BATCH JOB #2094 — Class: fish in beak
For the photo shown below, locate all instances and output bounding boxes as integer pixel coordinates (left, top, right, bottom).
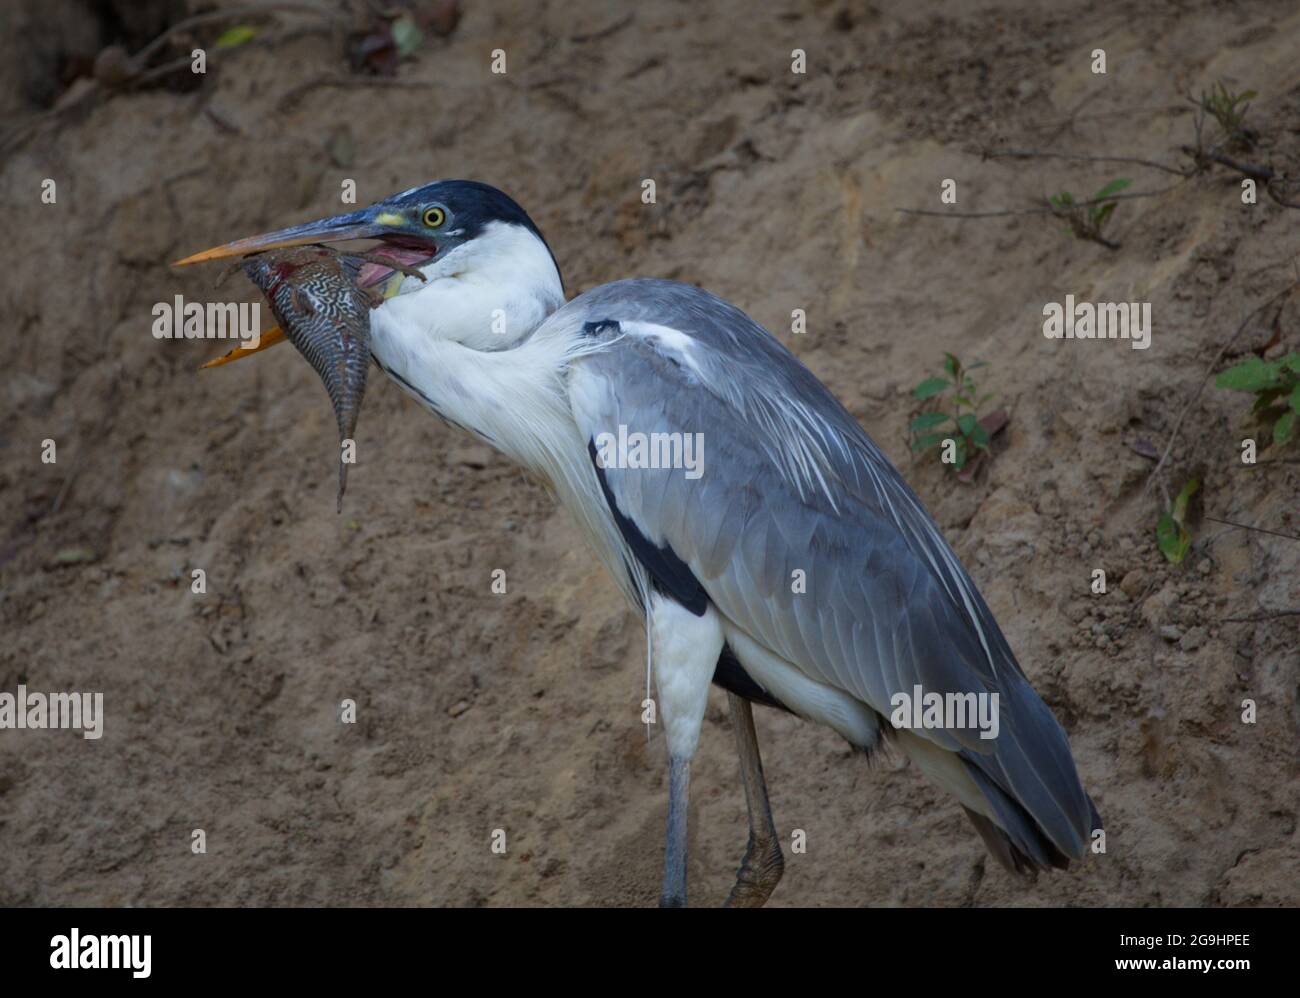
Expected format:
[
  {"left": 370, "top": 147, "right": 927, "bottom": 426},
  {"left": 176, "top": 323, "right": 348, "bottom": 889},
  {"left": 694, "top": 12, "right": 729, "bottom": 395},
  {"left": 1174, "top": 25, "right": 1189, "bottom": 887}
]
[
  {"left": 175, "top": 204, "right": 441, "bottom": 368},
  {"left": 176, "top": 200, "right": 440, "bottom": 509},
  {"left": 238, "top": 245, "right": 380, "bottom": 512}
]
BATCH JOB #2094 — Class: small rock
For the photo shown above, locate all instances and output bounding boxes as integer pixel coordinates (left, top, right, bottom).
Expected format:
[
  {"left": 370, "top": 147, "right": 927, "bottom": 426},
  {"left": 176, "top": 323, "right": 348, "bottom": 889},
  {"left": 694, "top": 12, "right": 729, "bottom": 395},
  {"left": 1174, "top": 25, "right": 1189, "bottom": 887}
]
[
  {"left": 448, "top": 700, "right": 471, "bottom": 718},
  {"left": 425, "top": 0, "right": 462, "bottom": 37},
  {"left": 1120, "top": 569, "right": 1148, "bottom": 598},
  {"left": 7, "top": 373, "right": 58, "bottom": 411},
  {"left": 93, "top": 45, "right": 136, "bottom": 88},
  {"left": 1159, "top": 624, "right": 1182, "bottom": 642},
  {"left": 1197, "top": 558, "right": 1212, "bottom": 576},
  {"left": 1179, "top": 626, "right": 1208, "bottom": 652}
]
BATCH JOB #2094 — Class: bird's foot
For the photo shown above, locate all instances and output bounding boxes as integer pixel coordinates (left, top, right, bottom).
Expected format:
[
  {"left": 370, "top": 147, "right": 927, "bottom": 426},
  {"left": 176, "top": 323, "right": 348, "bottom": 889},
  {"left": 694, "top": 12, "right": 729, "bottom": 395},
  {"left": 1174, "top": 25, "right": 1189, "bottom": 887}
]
[{"left": 722, "top": 833, "right": 784, "bottom": 907}]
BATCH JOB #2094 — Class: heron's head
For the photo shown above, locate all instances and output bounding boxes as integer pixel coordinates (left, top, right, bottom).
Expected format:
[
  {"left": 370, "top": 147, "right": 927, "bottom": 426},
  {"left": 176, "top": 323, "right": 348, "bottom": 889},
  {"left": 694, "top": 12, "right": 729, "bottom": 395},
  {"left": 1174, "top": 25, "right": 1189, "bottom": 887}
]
[{"left": 177, "top": 180, "right": 564, "bottom": 350}]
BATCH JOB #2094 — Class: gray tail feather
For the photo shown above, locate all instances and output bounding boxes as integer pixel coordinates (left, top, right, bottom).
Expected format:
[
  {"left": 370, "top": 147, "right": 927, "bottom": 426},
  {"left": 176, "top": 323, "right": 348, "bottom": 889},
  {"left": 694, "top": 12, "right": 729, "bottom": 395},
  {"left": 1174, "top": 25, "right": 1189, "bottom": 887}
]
[
  {"left": 959, "top": 678, "right": 1102, "bottom": 873},
  {"left": 961, "top": 807, "right": 1040, "bottom": 875},
  {"left": 962, "top": 793, "right": 1102, "bottom": 875}
]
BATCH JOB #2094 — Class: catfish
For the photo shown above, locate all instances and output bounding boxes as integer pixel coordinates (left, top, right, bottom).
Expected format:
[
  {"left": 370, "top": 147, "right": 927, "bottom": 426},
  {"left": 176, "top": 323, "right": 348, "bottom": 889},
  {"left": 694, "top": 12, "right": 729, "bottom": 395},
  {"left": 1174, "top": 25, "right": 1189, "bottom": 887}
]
[{"left": 240, "top": 245, "right": 424, "bottom": 512}]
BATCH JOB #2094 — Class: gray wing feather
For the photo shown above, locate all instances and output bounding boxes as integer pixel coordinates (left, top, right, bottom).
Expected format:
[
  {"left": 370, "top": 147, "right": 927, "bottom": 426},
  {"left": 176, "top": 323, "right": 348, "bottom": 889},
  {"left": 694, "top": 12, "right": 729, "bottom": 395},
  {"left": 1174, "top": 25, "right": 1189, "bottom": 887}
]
[{"left": 561, "top": 279, "right": 1095, "bottom": 859}]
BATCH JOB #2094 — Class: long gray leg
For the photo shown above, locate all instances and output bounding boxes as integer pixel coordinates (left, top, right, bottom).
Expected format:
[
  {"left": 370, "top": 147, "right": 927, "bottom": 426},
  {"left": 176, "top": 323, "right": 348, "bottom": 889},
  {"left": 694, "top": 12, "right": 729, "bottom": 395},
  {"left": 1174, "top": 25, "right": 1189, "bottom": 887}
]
[
  {"left": 723, "top": 693, "right": 784, "bottom": 907},
  {"left": 649, "top": 594, "right": 724, "bottom": 909},
  {"left": 659, "top": 756, "right": 691, "bottom": 907}
]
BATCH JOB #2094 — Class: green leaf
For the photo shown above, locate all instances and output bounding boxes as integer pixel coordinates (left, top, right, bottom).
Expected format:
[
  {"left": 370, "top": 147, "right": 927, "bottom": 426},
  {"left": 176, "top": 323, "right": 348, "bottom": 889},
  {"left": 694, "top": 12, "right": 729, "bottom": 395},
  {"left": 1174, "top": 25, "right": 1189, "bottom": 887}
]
[
  {"left": 1275, "top": 410, "right": 1296, "bottom": 445},
  {"left": 1093, "top": 177, "right": 1133, "bottom": 201},
  {"left": 1093, "top": 202, "right": 1116, "bottom": 227},
  {"left": 910, "top": 412, "right": 950, "bottom": 432},
  {"left": 1157, "top": 478, "right": 1198, "bottom": 564},
  {"left": 1280, "top": 352, "right": 1300, "bottom": 374},
  {"left": 912, "top": 432, "right": 948, "bottom": 452},
  {"left": 215, "top": 25, "right": 257, "bottom": 49},
  {"left": 956, "top": 413, "right": 978, "bottom": 437},
  {"left": 913, "top": 377, "right": 950, "bottom": 400},
  {"left": 1290, "top": 383, "right": 1300, "bottom": 415},
  {"left": 1170, "top": 478, "right": 1196, "bottom": 519},
  {"left": 1156, "top": 512, "right": 1190, "bottom": 564},
  {"left": 943, "top": 353, "right": 959, "bottom": 380},
  {"left": 950, "top": 436, "right": 967, "bottom": 470},
  {"left": 970, "top": 423, "right": 991, "bottom": 449},
  {"left": 1215, "top": 356, "right": 1280, "bottom": 392},
  {"left": 1171, "top": 478, "right": 1199, "bottom": 525}
]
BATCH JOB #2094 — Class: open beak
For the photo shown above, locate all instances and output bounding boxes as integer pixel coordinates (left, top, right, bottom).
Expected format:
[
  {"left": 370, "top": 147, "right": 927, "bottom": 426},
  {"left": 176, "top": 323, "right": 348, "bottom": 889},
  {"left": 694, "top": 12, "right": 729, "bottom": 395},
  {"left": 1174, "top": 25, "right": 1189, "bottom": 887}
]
[
  {"left": 173, "top": 206, "right": 405, "bottom": 266},
  {"left": 175, "top": 205, "right": 417, "bottom": 370}
]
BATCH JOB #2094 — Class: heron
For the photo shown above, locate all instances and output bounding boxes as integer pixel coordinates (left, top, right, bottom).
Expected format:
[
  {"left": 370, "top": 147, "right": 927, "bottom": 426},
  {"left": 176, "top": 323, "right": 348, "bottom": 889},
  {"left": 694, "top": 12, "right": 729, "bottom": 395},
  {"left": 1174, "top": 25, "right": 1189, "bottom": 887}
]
[{"left": 177, "top": 179, "right": 1101, "bottom": 906}]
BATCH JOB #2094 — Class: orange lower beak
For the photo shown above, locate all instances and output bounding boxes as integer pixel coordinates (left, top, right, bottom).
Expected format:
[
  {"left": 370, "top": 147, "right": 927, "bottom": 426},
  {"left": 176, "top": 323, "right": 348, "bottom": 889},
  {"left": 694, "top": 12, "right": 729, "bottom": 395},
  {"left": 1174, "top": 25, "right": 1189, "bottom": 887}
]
[{"left": 200, "top": 326, "right": 287, "bottom": 369}]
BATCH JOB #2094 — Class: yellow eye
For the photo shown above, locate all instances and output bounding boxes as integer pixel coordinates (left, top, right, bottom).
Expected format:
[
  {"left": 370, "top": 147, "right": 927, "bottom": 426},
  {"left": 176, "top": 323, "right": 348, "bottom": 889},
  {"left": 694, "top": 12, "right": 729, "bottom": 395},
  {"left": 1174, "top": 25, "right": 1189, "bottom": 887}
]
[{"left": 422, "top": 206, "right": 446, "bottom": 228}]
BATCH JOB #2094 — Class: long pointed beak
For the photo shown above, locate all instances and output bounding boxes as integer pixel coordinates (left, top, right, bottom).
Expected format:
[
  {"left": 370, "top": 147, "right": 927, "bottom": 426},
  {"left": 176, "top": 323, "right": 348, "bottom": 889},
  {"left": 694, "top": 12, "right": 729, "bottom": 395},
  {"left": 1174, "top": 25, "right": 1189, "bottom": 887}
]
[{"left": 173, "top": 207, "right": 406, "bottom": 266}]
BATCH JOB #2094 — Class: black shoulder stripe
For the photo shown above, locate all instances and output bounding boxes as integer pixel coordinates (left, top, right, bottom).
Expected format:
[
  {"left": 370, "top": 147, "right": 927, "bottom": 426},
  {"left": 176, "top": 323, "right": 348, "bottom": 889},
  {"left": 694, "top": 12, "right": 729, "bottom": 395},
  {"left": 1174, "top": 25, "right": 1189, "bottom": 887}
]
[
  {"left": 587, "top": 438, "right": 708, "bottom": 616},
  {"left": 582, "top": 319, "right": 621, "bottom": 338}
]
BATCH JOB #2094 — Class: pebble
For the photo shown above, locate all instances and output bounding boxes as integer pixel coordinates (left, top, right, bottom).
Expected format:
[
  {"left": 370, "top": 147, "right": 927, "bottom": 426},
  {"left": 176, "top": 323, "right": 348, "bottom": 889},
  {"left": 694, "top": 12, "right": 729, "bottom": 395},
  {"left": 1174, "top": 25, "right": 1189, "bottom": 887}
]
[
  {"left": 1159, "top": 624, "right": 1182, "bottom": 642},
  {"left": 1120, "top": 569, "right": 1148, "bottom": 597}
]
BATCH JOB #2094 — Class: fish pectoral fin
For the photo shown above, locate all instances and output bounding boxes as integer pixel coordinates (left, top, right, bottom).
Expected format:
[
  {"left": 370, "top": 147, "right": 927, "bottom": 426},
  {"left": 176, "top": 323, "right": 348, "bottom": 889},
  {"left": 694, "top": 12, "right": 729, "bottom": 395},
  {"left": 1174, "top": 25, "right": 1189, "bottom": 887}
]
[{"left": 199, "top": 326, "right": 287, "bottom": 369}]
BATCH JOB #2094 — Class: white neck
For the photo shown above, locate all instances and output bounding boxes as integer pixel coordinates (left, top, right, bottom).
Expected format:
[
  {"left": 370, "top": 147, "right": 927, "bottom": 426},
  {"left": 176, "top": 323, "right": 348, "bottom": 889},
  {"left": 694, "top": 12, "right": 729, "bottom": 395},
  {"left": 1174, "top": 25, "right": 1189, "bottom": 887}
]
[
  {"left": 380, "top": 326, "right": 581, "bottom": 471},
  {"left": 378, "top": 220, "right": 564, "bottom": 351},
  {"left": 367, "top": 219, "right": 570, "bottom": 466},
  {"left": 366, "top": 224, "right": 644, "bottom": 608},
  {"left": 372, "top": 317, "right": 645, "bottom": 611}
]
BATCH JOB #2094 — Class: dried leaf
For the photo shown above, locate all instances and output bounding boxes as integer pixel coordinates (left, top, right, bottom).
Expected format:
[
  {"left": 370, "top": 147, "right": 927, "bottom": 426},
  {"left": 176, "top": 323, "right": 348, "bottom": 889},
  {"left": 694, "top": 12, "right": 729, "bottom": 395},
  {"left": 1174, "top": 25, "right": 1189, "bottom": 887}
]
[
  {"left": 978, "top": 408, "right": 1010, "bottom": 436},
  {"left": 1127, "top": 437, "right": 1159, "bottom": 460}
]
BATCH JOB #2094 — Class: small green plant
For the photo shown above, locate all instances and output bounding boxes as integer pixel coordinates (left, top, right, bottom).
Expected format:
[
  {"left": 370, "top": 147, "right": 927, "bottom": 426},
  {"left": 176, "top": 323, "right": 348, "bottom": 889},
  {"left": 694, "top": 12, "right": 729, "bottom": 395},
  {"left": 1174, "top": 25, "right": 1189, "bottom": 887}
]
[
  {"left": 1049, "top": 178, "right": 1132, "bottom": 248},
  {"left": 1215, "top": 352, "right": 1300, "bottom": 446},
  {"left": 1156, "top": 478, "right": 1199, "bottom": 565},
  {"left": 214, "top": 25, "right": 258, "bottom": 49},
  {"left": 910, "top": 353, "right": 998, "bottom": 474},
  {"left": 1198, "top": 81, "right": 1258, "bottom": 149}
]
